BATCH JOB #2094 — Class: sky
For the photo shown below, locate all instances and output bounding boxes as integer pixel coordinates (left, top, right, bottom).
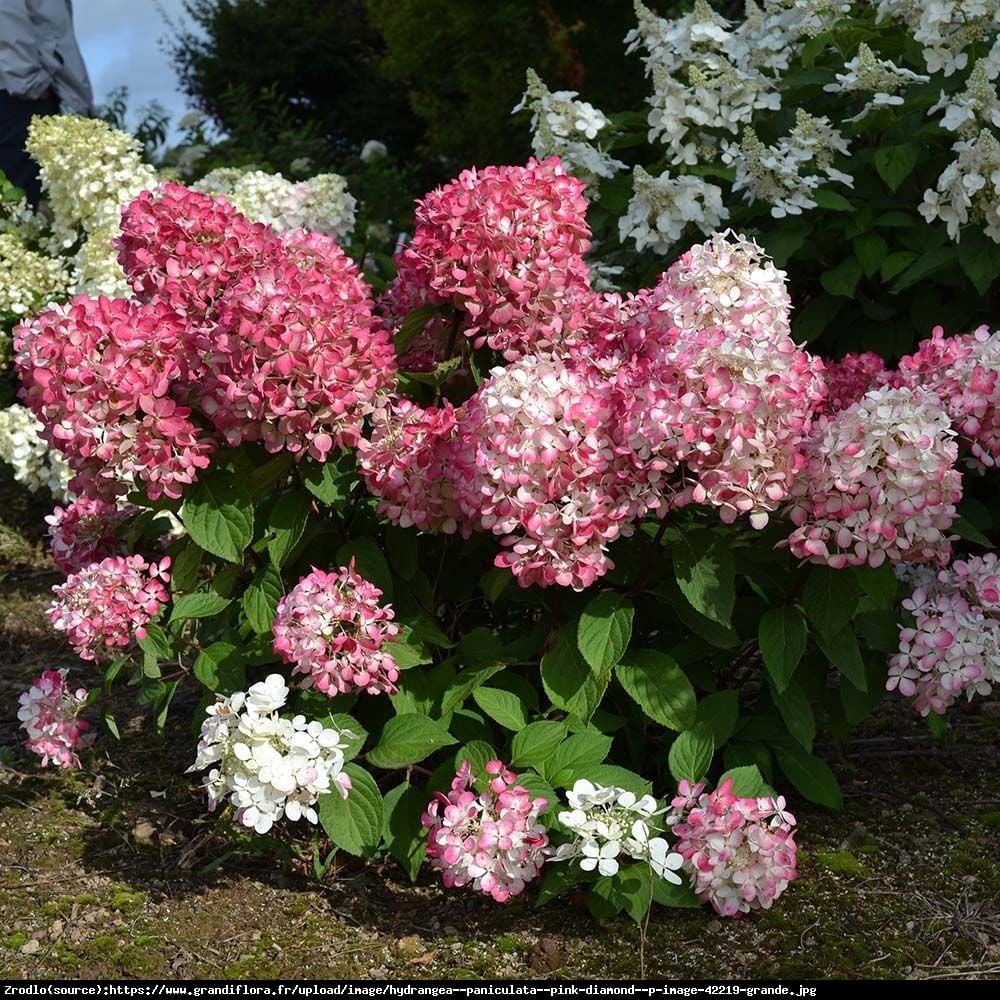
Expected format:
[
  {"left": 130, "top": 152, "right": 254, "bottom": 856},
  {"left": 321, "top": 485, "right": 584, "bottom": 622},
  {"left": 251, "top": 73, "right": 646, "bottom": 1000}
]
[{"left": 73, "top": 0, "right": 191, "bottom": 132}]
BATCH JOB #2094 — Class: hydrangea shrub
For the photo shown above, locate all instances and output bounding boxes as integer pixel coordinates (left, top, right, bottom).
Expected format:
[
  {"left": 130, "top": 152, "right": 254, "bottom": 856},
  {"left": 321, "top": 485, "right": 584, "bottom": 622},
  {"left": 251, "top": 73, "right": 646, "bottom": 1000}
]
[{"left": 10, "top": 153, "right": 1000, "bottom": 925}]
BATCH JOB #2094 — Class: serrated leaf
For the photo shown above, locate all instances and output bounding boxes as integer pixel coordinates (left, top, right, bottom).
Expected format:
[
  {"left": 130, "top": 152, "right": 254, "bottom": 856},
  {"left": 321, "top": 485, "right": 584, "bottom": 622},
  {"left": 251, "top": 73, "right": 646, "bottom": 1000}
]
[
  {"left": 853, "top": 564, "right": 897, "bottom": 609},
  {"left": 317, "top": 763, "right": 383, "bottom": 856},
  {"left": 615, "top": 649, "right": 697, "bottom": 731},
  {"left": 511, "top": 721, "right": 567, "bottom": 770},
  {"left": 853, "top": 233, "right": 888, "bottom": 278},
  {"left": 874, "top": 143, "right": 919, "bottom": 192},
  {"left": 325, "top": 713, "right": 367, "bottom": 761},
  {"left": 775, "top": 745, "right": 842, "bottom": 810},
  {"left": 541, "top": 626, "right": 611, "bottom": 721},
  {"left": 958, "top": 227, "right": 1000, "bottom": 296},
  {"left": 535, "top": 863, "right": 591, "bottom": 908},
  {"left": 300, "top": 453, "right": 354, "bottom": 506},
  {"left": 812, "top": 188, "right": 853, "bottom": 212},
  {"left": 816, "top": 626, "right": 867, "bottom": 691},
  {"left": 169, "top": 541, "right": 202, "bottom": 594},
  {"left": 576, "top": 592, "right": 634, "bottom": 672},
  {"left": 759, "top": 607, "right": 807, "bottom": 693},
  {"left": 182, "top": 476, "right": 254, "bottom": 563},
  {"left": 169, "top": 591, "right": 232, "bottom": 623},
  {"left": 772, "top": 682, "right": 815, "bottom": 751},
  {"left": 385, "top": 525, "right": 418, "bottom": 580},
  {"left": 891, "top": 245, "right": 957, "bottom": 292},
  {"left": 395, "top": 303, "right": 445, "bottom": 355},
  {"left": 336, "top": 538, "right": 393, "bottom": 600},
  {"left": 880, "top": 250, "right": 918, "bottom": 282},
  {"left": 673, "top": 530, "right": 735, "bottom": 626},
  {"left": 543, "top": 731, "right": 614, "bottom": 787},
  {"left": 716, "top": 764, "right": 767, "bottom": 797},
  {"left": 471, "top": 687, "right": 529, "bottom": 731},
  {"left": 440, "top": 661, "right": 507, "bottom": 715},
  {"left": 242, "top": 564, "right": 283, "bottom": 634},
  {"left": 192, "top": 641, "right": 245, "bottom": 693},
  {"left": 821, "top": 256, "right": 862, "bottom": 298},
  {"left": 803, "top": 566, "right": 859, "bottom": 637},
  {"left": 953, "top": 515, "right": 994, "bottom": 547},
  {"left": 454, "top": 741, "right": 495, "bottom": 786},
  {"left": 793, "top": 294, "right": 842, "bottom": 342},
  {"left": 668, "top": 725, "right": 715, "bottom": 783},
  {"left": 696, "top": 690, "right": 739, "bottom": 745},
  {"left": 382, "top": 783, "right": 428, "bottom": 882},
  {"left": 366, "top": 714, "right": 457, "bottom": 769},
  {"left": 652, "top": 875, "right": 701, "bottom": 909},
  {"left": 267, "top": 491, "right": 311, "bottom": 567},
  {"left": 137, "top": 623, "right": 172, "bottom": 660}
]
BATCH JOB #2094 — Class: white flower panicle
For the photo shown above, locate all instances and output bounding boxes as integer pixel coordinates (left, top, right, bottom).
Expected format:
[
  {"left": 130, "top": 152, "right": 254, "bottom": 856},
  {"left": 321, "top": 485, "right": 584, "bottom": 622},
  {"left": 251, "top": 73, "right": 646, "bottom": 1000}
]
[
  {"left": 929, "top": 58, "right": 1000, "bottom": 135},
  {"left": 824, "top": 42, "right": 930, "bottom": 120},
  {"left": 189, "top": 674, "right": 353, "bottom": 834},
  {"left": 920, "top": 128, "right": 1000, "bottom": 241},
  {"left": 553, "top": 779, "right": 684, "bottom": 884},
  {"left": 0, "top": 233, "right": 72, "bottom": 320},
  {"left": 0, "top": 404, "right": 71, "bottom": 498}
]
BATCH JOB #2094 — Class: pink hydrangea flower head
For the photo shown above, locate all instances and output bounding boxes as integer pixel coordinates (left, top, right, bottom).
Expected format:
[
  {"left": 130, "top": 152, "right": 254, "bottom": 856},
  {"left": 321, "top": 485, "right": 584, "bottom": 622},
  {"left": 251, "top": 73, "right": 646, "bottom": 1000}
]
[
  {"left": 888, "top": 554, "right": 1000, "bottom": 715},
  {"left": 45, "top": 497, "right": 136, "bottom": 574},
  {"left": 117, "top": 182, "right": 276, "bottom": 311},
  {"left": 667, "top": 779, "right": 798, "bottom": 917},
  {"left": 379, "top": 260, "right": 458, "bottom": 373},
  {"left": 17, "top": 669, "right": 94, "bottom": 768},
  {"left": 48, "top": 554, "right": 171, "bottom": 661},
  {"left": 785, "top": 387, "right": 963, "bottom": 568},
  {"left": 14, "top": 295, "right": 215, "bottom": 500},
  {"left": 820, "top": 352, "right": 890, "bottom": 415},
  {"left": 272, "top": 561, "right": 401, "bottom": 697},
  {"left": 452, "top": 353, "right": 659, "bottom": 590},
  {"left": 399, "top": 157, "right": 593, "bottom": 360},
  {"left": 195, "top": 229, "right": 397, "bottom": 460},
  {"left": 358, "top": 395, "right": 469, "bottom": 535},
  {"left": 896, "top": 325, "right": 1000, "bottom": 468},
  {"left": 421, "top": 759, "right": 549, "bottom": 902}
]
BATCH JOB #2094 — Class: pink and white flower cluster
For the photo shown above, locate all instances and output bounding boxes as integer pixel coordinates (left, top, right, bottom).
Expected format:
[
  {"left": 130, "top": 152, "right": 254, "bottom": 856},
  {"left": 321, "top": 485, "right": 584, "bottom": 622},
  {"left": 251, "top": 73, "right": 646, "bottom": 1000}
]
[
  {"left": 421, "top": 759, "right": 550, "bottom": 902},
  {"left": 17, "top": 669, "right": 93, "bottom": 769},
  {"left": 45, "top": 497, "right": 135, "bottom": 575},
  {"left": 667, "top": 778, "right": 799, "bottom": 917},
  {"left": 48, "top": 554, "right": 171, "bottom": 661},
  {"left": 14, "top": 183, "right": 395, "bottom": 499},
  {"left": 189, "top": 673, "right": 353, "bottom": 834},
  {"left": 888, "top": 553, "right": 1000, "bottom": 715},
  {"left": 272, "top": 562, "right": 401, "bottom": 698}
]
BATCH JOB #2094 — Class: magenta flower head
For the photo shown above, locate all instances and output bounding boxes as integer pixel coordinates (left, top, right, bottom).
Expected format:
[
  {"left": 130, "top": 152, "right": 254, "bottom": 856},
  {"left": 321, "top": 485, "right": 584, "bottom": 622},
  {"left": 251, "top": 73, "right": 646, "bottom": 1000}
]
[
  {"left": 422, "top": 759, "right": 550, "bottom": 903},
  {"left": 48, "top": 554, "right": 171, "bottom": 661},
  {"left": 667, "top": 779, "right": 798, "bottom": 917},
  {"left": 272, "top": 561, "right": 401, "bottom": 697},
  {"left": 18, "top": 669, "right": 94, "bottom": 768},
  {"left": 45, "top": 497, "right": 136, "bottom": 575}
]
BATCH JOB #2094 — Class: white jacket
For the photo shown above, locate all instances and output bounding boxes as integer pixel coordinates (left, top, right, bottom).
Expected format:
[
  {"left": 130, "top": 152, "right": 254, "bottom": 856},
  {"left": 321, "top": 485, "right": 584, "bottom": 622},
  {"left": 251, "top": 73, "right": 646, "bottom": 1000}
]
[{"left": 0, "top": 0, "right": 93, "bottom": 113}]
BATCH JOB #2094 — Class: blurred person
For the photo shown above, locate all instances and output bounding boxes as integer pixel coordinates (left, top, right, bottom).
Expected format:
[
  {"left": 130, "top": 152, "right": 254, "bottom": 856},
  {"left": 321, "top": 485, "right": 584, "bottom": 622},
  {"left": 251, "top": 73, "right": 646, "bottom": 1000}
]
[{"left": 0, "top": 0, "right": 93, "bottom": 205}]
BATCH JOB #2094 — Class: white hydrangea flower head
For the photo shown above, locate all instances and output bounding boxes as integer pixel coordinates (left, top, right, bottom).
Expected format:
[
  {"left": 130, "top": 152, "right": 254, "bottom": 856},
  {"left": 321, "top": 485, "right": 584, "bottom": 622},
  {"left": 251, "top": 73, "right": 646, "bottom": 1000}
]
[
  {"left": 189, "top": 673, "right": 353, "bottom": 834},
  {"left": 0, "top": 233, "right": 72, "bottom": 320},
  {"left": 823, "top": 42, "right": 930, "bottom": 120},
  {"left": 920, "top": 128, "right": 1000, "bottom": 241},
  {"left": 929, "top": 58, "right": 1000, "bottom": 136},
  {"left": 360, "top": 140, "right": 388, "bottom": 163},
  {"left": 619, "top": 165, "right": 728, "bottom": 253},
  {"left": 72, "top": 225, "right": 132, "bottom": 298},
  {"left": 0, "top": 404, "right": 71, "bottom": 498}
]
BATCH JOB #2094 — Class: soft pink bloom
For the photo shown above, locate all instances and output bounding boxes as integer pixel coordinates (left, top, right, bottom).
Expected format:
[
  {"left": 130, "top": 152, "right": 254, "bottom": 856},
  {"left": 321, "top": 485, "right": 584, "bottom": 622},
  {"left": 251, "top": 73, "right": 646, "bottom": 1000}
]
[
  {"left": 667, "top": 779, "right": 798, "bottom": 918},
  {"left": 819, "top": 352, "right": 889, "bottom": 415},
  {"left": 272, "top": 562, "right": 401, "bottom": 697},
  {"left": 895, "top": 325, "right": 1000, "bottom": 468},
  {"left": 888, "top": 554, "right": 1000, "bottom": 715},
  {"left": 399, "top": 157, "right": 593, "bottom": 360},
  {"left": 195, "top": 229, "right": 396, "bottom": 459},
  {"left": 785, "top": 387, "right": 962, "bottom": 568},
  {"left": 48, "top": 554, "right": 171, "bottom": 661},
  {"left": 45, "top": 497, "right": 136, "bottom": 574},
  {"left": 422, "top": 759, "right": 549, "bottom": 903},
  {"left": 358, "top": 396, "right": 468, "bottom": 535},
  {"left": 14, "top": 295, "right": 215, "bottom": 500},
  {"left": 17, "top": 669, "right": 93, "bottom": 768}
]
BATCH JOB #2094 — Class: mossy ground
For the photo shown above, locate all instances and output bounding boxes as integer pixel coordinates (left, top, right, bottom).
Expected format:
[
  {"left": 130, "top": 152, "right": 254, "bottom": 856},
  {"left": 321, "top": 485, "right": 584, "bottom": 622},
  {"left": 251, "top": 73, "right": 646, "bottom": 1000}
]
[{"left": 2, "top": 477, "right": 999, "bottom": 980}]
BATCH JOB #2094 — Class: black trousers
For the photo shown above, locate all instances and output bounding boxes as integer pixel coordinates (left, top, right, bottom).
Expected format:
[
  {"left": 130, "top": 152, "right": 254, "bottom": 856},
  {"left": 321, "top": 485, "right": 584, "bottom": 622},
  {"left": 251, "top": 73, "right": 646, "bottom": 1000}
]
[{"left": 0, "top": 89, "right": 60, "bottom": 207}]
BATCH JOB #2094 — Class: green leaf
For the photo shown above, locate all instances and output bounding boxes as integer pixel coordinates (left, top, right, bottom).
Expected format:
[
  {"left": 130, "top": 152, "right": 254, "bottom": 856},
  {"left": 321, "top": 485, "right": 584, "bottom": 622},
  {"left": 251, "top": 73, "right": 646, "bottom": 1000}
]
[
  {"left": 317, "top": 763, "right": 383, "bottom": 856},
  {"left": 154, "top": 681, "right": 179, "bottom": 732},
  {"left": 652, "top": 875, "right": 701, "bottom": 909},
  {"left": 541, "top": 626, "right": 611, "bottom": 721},
  {"left": 880, "top": 250, "right": 918, "bottom": 282},
  {"left": 169, "top": 541, "right": 202, "bottom": 594},
  {"left": 382, "top": 638, "right": 433, "bottom": 670},
  {"left": 326, "top": 713, "right": 367, "bottom": 761},
  {"left": 853, "top": 233, "right": 888, "bottom": 278},
  {"left": 511, "top": 721, "right": 568, "bottom": 770},
  {"left": 385, "top": 525, "right": 418, "bottom": 580},
  {"left": 471, "top": 687, "right": 529, "bottom": 731},
  {"left": 336, "top": 538, "right": 393, "bottom": 600},
  {"left": 300, "top": 455, "right": 353, "bottom": 506},
  {"left": 182, "top": 475, "right": 254, "bottom": 563},
  {"left": 958, "top": 227, "right": 1000, "bottom": 295},
  {"left": 535, "top": 864, "right": 591, "bottom": 908},
  {"left": 192, "top": 641, "right": 245, "bottom": 693},
  {"left": 815, "top": 625, "right": 865, "bottom": 690},
  {"left": 775, "top": 745, "right": 843, "bottom": 810},
  {"left": 267, "top": 491, "right": 312, "bottom": 567},
  {"left": 812, "top": 188, "right": 854, "bottom": 212},
  {"left": 874, "top": 143, "right": 919, "bottom": 192},
  {"left": 137, "top": 623, "right": 172, "bottom": 660},
  {"left": 803, "top": 566, "right": 859, "bottom": 637},
  {"left": 366, "top": 714, "right": 457, "bottom": 769},
  {"left": 542, "top": 731, "right": 614, "bottom": 788},
  {"left": 696, "top": 690, "right": 739, "bottom": 746},
  {"left": 615, "top": 649, "right": 697, "bottom": 731},
  {"left": 168, "top": 591, "right": 232, "bottom": 624},
  {"left": 668, "top": 725, "right": 715, "bottom": 784},
  {"left": 440, "top": 661, "right": 507, "bottom": 715},
  {"left": 576, "top": 592, "right": 634, "bottom": 672},
  {"left": 242, "top": 564, "right": 284, "bottom": 634},
  {"left": 583, "top": 765, "right": 652, "bottom": 799},
  {"left": 792, "top": 294, "right": 842, "bottom": 342},
  {"left": 854, "top": 564, "right": 897, "bottom": 609},
  {"left": 856, "top": 609, "right": 901, "bottom": 653},
  {"left": 772, "top": 682, "right": 815, "bottom": 751},
  {"left": 759, "top": 607, "right": 808, "bottom": 693},
  {"left": 953, "top": 515, "right": 994, "bottom": 548},
  {"left": 673, "top": 529, "right": 735, "bottom": 626},
  {"left": 395, "top": 303, "right": 445, "bottom": 355},
  {"left": 614, "top": 865, "right": 655, "bottom": 924},
  {"left": 716, "top": 764, "right": 767, "bottom": 797},
  {"left": 820, "top": 257, "right": 862, "bottom": 298},
  {"left": 382, "top": 783, "right": 428, "bottom": 882},
  {"left": 891, "top": 245, "right": 957, "bottom": 293}
]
